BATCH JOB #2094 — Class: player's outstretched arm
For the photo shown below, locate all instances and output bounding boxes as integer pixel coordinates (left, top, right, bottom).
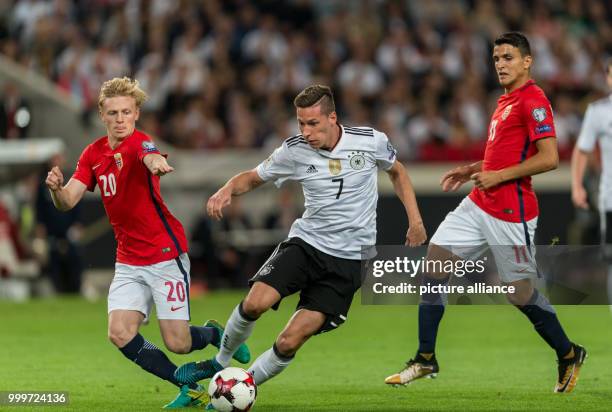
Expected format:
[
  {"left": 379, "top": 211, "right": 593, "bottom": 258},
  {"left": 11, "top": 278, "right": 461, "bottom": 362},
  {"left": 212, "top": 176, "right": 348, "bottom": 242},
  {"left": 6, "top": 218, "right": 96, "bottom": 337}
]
[
  {"left": 46, "top": 166, "right": 87, "bottom": 211},
  {"left": 440, "top": 161, "right": 482, "bottom": 192},
  {"left": 207, "top": 169, "right": 265, "bottom": 220},
  {"left": 385, "top": 161, "right": 427, "bottom": 247},
  {"left": 570, "top": 145, "right": 590, "bottom": 210},
  {"left": 471, "top": 137, "right": 558, "bottom": 190},
  {"left": 143, "top": 153, "right": 174, "bottom": 176}
]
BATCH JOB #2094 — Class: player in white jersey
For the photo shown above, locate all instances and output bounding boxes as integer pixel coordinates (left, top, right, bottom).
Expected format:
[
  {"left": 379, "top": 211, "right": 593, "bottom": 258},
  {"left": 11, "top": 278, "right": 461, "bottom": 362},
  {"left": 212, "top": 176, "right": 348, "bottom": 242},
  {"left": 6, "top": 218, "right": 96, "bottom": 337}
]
[
  {"left": 571, "top": 59, "right": 612, "bottom": 305},
  {"left": 174, "top": 84, "right": 427, "bottom": 388}
]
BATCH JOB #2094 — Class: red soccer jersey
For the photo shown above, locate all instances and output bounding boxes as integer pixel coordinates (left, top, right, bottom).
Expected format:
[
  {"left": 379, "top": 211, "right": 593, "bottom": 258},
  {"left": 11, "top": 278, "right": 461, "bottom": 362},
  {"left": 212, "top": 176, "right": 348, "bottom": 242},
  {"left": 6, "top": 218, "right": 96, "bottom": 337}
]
[
  {"left": 72, "top": 129, "right": 188, "bottom": 265},
  {"left": 469, "top": 80, "right": 556, "bottom": 223}
]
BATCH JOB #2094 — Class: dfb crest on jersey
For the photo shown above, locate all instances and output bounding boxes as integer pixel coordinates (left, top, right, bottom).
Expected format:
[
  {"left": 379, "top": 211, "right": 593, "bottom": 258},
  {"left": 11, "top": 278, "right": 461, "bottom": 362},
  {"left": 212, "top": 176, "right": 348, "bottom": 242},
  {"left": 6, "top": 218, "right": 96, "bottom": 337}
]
[
  {"left": 142, "top": 140, "right": 158, "bottom": 153},
  {"left": 348, "top": 152, "right": 365, "bottom": 170},
  {"left": 328, "top": 159, "right": 342, "bottom": 175},
  {"left": 501, "top": 104, "right": 513, "bottom": 120},
  {"left": 114, "top": 153, "right": 123, "bottom": 170},
  {"left": 532, "top": 107, "right": 547, "bottom": 123}
]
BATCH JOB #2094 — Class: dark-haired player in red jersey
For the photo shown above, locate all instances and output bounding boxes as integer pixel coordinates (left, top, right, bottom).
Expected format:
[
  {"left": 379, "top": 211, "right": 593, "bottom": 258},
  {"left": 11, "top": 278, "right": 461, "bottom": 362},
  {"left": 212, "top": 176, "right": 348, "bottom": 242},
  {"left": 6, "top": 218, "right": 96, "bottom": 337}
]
[
  {"left": 45, "top": 77, "right": 249, "bottom": 409},
  {"left": 385, "top": 32, "right": 586, "bottom": 393}
]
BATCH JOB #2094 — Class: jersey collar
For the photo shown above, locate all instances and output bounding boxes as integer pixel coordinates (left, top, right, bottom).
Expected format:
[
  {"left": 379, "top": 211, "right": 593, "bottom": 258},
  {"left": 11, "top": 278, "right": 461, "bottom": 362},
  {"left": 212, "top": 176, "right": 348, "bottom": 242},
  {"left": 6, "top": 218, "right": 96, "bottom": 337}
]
[
  {"left": 317, "top": 124, "right": 343, "bottom": 156},
  {"left": 104, "top": 129, "right": 136, "bottom": 154},
  {"left": 506, "top": 79, "right": 535, "bottom": 96}
]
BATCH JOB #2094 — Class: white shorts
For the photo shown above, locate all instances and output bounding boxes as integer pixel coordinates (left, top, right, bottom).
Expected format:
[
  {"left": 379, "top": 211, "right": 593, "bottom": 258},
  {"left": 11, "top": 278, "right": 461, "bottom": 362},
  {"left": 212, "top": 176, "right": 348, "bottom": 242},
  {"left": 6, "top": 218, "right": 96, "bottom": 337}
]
[
  {"left": 430, "top": 197, "right": 538, "bottom": 283},
  {"left": 108, "top": 254, "right": 191, "bottom": 322}
]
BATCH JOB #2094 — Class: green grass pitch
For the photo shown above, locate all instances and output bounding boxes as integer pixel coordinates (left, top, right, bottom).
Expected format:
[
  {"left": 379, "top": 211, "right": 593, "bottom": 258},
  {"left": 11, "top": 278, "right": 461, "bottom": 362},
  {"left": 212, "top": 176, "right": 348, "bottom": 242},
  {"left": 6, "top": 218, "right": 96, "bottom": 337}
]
[{"left": 1, "top": 292, "right": 611, "bottom": 411}]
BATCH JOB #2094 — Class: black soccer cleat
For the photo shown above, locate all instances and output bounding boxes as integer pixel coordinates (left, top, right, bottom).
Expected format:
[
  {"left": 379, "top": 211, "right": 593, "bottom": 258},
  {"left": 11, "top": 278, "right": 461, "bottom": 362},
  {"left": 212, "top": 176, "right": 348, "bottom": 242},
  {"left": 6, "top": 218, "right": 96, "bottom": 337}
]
[{"left": 554, "top": 343, "right": 587, "bottom": 393}]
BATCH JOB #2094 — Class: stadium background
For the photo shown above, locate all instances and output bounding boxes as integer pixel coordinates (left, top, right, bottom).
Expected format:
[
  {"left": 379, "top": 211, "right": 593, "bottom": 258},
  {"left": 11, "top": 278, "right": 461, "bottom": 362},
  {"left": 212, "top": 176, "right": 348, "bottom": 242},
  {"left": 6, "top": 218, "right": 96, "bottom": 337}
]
[{"left": 1, "top": 1, "right": 611, "bottom": 411}]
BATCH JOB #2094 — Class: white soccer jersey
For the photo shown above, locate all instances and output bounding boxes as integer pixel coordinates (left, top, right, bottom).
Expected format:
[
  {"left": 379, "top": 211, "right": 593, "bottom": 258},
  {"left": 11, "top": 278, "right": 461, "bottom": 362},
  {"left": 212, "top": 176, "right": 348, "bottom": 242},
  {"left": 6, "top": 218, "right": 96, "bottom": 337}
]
[
  {"left": 256, "top": 125, "right": 397, "bottom": 260},
  {"left": 577, "top": 95, "right": 612, "bottom": 210}
]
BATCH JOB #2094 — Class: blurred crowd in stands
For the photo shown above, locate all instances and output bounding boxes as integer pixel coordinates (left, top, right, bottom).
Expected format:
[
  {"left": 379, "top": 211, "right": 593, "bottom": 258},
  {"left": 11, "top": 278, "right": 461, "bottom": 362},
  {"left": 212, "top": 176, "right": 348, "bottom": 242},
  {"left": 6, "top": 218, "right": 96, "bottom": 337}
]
[{"left": 1, "top": 0, "right": 611, "bottom": 160}]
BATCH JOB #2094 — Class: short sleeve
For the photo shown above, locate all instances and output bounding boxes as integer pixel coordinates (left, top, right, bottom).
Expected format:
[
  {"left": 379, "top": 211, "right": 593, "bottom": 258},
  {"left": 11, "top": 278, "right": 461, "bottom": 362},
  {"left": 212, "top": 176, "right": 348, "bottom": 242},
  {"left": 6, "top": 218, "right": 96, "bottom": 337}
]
[
  {"left": 523, "top": 96, "right": 556, "bottom": 143},
  {"left": 134, "top": 133, "right": 162, "bottom": 161},
  {"left": 576, "top": 105, "right": 599, "bottom": 153},
  {"left": 72, "top": 146, "right": 96, "bottom": 192},
  {"left": 256, "top": 143, "right": 295, "bottom": 187},
  {"left": 374, "top": 131, "right": 397, "bottom": 170}
]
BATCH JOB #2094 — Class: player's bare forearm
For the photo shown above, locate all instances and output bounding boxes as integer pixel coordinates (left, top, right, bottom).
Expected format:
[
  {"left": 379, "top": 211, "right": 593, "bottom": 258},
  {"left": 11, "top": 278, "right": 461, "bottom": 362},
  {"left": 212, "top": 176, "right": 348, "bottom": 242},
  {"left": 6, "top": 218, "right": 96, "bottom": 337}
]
[
  {"left": 570, "top": 146, "right": 589, "bottom": 191},
  {"left": 387, "top": 163, "right": 422, "bottom": 223},
  {"left": 498, "top": 138, "right": 558, "bottom": 182},
  {"left": 49, "top": 188, "right": 72, "bottom": 211},
  {"left": 468, "top": 161, "right": 483, "bottom": 174},
  {"left": 570, "top": 146, "right": 591, "bottom": 209},
  {"left": 225, "top": 169, "right": 265, "bottom": 197},
  {"left": 472, "top": 138, "right": 557, "bottom": 190},
  {"left": 143, "top": 153, "right": 174, "bottom": 176},
  {"left": 207, "top": 169, "right": 264, "bottom": 220},
  {"left": 386, "top": 161, "right": 426, "bottom": 242},
  {"left": 48, "top": 179, "right": 87, "bottom": 211}
]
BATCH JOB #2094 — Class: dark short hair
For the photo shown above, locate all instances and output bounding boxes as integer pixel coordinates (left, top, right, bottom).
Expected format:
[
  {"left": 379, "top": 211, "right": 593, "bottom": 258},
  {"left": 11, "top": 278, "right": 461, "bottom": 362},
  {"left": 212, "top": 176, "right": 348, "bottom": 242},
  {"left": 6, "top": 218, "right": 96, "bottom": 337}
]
[
  {"left": 293, "top": 85, "right": 336, "bottom": 115},
  {"left": 494, "top": 32, "right": 531, "bottom": 57}
]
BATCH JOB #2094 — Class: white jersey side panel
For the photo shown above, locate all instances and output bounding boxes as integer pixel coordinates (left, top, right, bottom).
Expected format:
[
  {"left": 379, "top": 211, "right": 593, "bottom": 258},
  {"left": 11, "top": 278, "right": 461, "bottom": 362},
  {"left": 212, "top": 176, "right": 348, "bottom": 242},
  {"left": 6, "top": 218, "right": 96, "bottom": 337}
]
[
  {"left": 576, "top": 95, "right": 612, "bottom": 210},
  {"left": 256, "top": 125, "right": 397, "bottom": 259}
]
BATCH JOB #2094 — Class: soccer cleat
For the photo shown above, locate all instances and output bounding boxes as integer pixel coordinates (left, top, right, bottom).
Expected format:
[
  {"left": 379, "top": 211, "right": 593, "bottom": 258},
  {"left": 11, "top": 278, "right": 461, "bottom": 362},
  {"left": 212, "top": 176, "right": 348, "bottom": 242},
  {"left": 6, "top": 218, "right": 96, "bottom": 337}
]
[
  {"left": 384, "top": 354, "right": 439, "bottom": 386},
  {"left": 163, "top": 384, "right": 208, "bottom": 409},
  {"left": 204, "top": 319, "right": 251, "bottom": 364},
  {"left": 554, "top": 343, "right": 587, "bottom": 393},
  {"left": 174, "top": 358, "right": 224, "bottom": 385}
]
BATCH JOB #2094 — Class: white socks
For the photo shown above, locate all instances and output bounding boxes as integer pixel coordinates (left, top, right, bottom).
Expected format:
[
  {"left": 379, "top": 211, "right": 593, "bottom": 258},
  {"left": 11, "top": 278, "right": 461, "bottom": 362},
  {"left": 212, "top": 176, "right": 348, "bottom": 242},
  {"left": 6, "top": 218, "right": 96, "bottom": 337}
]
[
  {"left": 248, "top": 345, "right": 294, "bottom": 385},
  {"left": 215, "top": 303, "right": 256, "bottom": 367}
]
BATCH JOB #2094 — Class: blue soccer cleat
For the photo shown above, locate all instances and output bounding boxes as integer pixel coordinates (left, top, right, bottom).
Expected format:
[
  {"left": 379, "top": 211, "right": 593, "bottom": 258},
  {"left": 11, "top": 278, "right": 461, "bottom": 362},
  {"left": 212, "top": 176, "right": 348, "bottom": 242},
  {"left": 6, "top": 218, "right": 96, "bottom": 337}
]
[
  {"left": 174, "top": 358, "right": 224, "bottom": 385},
  {"left": 163, "top": 384, "right": 207, "bottom": 409}
]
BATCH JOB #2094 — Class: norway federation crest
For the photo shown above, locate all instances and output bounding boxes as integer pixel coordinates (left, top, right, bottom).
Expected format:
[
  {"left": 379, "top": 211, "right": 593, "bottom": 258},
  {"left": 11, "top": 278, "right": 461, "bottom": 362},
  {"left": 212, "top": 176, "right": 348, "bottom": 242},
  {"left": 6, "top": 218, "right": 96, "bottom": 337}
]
[
  {"left": 501, "top": 104, "right": 513, "bottom": 120},
  {"left": 114, "top": 153, "right": 123, "bottom": 170},
  {"left": 532, "top": 107, "right": 547, "bottom": 123}
]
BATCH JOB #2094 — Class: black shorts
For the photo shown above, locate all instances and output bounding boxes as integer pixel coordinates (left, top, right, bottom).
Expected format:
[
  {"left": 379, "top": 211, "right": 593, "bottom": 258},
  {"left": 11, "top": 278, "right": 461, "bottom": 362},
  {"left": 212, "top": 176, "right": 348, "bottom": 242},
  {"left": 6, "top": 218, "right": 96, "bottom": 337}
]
[{"left": 249, "top": 237, "right": 362, "bottom": 334}]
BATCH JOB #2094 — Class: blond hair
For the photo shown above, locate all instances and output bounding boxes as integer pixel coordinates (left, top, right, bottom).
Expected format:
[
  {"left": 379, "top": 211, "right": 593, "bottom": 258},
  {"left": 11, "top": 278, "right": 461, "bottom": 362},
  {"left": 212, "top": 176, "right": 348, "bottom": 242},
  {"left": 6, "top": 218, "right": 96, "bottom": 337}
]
[{"left": 98, "top": 77, "right": 148, "bottom": 110}]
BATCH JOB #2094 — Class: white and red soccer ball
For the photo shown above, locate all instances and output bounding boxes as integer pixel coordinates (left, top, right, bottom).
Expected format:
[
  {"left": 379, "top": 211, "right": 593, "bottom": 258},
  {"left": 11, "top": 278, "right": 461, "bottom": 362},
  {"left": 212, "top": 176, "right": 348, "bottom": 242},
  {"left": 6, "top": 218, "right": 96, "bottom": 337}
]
[{"left": 208, "top": 367, "right": 257, "bottom": 412}]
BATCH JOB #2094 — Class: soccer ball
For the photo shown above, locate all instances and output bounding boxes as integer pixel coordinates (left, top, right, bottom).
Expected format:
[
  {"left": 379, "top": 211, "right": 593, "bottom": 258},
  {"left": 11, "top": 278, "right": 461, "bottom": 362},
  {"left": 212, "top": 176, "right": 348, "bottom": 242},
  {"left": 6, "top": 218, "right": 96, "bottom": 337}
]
[{"left": 208, "top": 367, "right": 257, "bottom": 412}]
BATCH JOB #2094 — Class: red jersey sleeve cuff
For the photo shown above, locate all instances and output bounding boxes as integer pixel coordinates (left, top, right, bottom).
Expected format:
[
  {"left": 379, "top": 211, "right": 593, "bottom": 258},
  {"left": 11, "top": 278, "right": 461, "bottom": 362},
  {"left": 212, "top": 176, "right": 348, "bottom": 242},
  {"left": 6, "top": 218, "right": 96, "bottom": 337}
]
[{"left": 531, "top": 135, "right": 556, "bottom": 142}]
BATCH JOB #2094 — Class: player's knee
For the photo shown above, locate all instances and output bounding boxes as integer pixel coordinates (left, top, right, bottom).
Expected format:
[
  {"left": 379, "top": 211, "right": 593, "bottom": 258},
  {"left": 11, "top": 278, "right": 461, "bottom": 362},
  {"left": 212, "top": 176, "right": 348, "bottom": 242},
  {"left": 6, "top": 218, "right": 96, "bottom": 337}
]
[
  {"left": 506, "top": 280, "right": 533, "bottom": 306},
  {"left": 506, "top": 289, "right": 532, "bottom": 306},
  {"left": 108, "top": 327, "right": 136, "bottom": 348},
  {"left": 165, "top": 337, "right": 191, "bottom": 354},
  {"left": 241, "top": 296, "right": 270, "bottom": 319},
  {"left": 275, "top": 332, "right": 304, "bottom": 356}
]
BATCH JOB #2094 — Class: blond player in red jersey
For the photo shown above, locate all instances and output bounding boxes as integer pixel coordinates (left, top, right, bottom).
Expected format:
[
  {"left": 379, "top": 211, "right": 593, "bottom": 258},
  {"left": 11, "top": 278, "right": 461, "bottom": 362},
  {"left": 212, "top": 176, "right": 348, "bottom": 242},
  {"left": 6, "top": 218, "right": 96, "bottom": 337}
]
[
  {"left": 45, "top": 77, "right": 249, "bottom": 408},
  {"left": 385, "top": 32, "right": 586, "bottom": 393}
]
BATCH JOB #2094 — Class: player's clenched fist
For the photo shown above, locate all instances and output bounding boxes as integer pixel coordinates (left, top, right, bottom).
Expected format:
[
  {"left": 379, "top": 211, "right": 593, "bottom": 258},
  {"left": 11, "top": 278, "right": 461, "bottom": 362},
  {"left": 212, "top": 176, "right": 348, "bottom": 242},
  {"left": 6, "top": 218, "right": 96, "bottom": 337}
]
[
  {"left": 405, "top": 222, "right": 427, "bottom": 247},
  {"left": 46, "top": 166, "right": 64, "bottom": 191},
  {"left": 206, "top": 186, "right": 232, "bottom": 220}
]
